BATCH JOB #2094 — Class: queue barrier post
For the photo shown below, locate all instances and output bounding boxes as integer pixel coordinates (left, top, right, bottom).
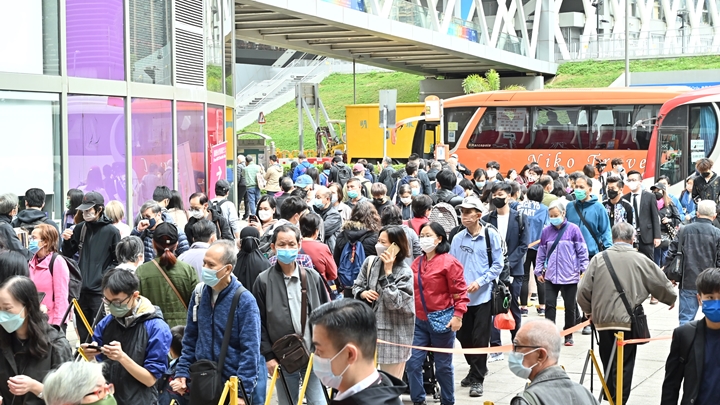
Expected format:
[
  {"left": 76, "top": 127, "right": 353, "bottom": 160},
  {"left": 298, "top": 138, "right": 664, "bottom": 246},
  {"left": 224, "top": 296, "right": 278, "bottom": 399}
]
[
  {"left": 615, "top": 332, "right": 624, "bottom": 405},
  {"left": 264, "top": 365, "right": 280, "bottom": 405},
  {"left": 298, "top": 354, "right": 315, "bottom": 404},
  {"left": 218, "top": 380, "right": 231, "bottom": 405},
  {"left": 229, "top": 376, "right": 239, "bottom": 405},
  {"left": 72, "top": 298, "right": 93, "bottom": 338}
]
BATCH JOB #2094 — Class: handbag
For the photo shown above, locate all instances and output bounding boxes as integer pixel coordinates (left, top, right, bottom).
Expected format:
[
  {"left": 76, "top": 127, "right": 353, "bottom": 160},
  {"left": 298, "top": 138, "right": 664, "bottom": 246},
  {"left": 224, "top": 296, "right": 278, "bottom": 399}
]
[
  {"left": 271, "top": 266, "right": 310, "bottom": 374},
  {"left": 600, "top": 252, "right": 651, "bottom": 344},
  {"left": 417, "top": 256, "right": 454, "bottom": 333},
  {"left": 356, "top": 257, "right": 380, "bottom": 308},
  {"left": 575, "top": 204, "right": 606, "bottom": 252},
  {"left": 189, "top": 285, "right": 246, "bottom": 405},
  {"left": 493, "top": 311, "right": 516, "bottom": 330},
  {"left": 664, "top": 228, "right": 684, "bottom": 283},
  {"left": 485, "top": 225, "right": 511, "bottom": 315},
  {"left": 151, "top": 260, "right": 188, "bottom": 310}
]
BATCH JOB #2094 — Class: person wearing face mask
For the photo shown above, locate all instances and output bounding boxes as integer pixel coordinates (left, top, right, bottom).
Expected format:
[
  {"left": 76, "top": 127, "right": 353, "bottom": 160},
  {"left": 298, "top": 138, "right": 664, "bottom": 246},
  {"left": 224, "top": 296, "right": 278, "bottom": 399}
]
[
  {"left": 650, "top": 183, "right": 681, "bottom": 269},
  {"left": 300, "top": 213, "right": 338, "bottom": 284},
  {"left": 508, "top": 319, "right": 598, "bottom": 405},
  {"left": 313, "top": 186, "right": 342, "bottom": 252},
  {"left": 61, "top": 192, "right": 121, "bottom": 343},
  {"left": 0, "top": 276, "right": 72, "bottom": 405},
  {"left": 309, "top": 299, "right": 406, "bottom": 405},
  {"left": 0, "top": 193, "right": 32, "bottom": 259},
  {"left": 351, "top": 226, "right": 414, "bottom": 380},
  {"left": 535, "top": 200, "right": 589, "bottom": 346},
  {"left": 371, "top": 183, "right": 393, "bottom": 217},
  {"left": 253, "top": 225, "right": 330, "bottom": 405},
  {"left": 172, "top": 240, "right": 265, "bottom": 405},
  {"left": 345, "top": 178, "right": 369, "bottom": 209},
  {"left": 470, "top": 168, "right": 488, "bottom": 197},
  {"left": 178, "top": 220, "right": 217, "bottom": 279},
  {"left": 132, "top": 200, "right": 190, "bottom": 263},
  {"left": 692, "top": 158, "right": 720, "bottom": 203},
  {"left": 679, "top": 176, "right": 697, "bottom": 223},
  {"left": 395, "top": 184, "right": 413, "bottom": 220},
  {"left": 64, "top": 188, "right": 84, "bottom": 231},
  {"left": 483, "top": 183, "right": 529, "bottom": 356},
  {"left": 565, "top": 175, "right": 612, "bottom": 259},
  {"left": 183, "top": 192, "right": 233, "bottom": 244},
  {"left": 80, "top": 269, "right": 172, "bottom": 405},
  {"left": 662, "top": 267, "right": 720, "bottom": 405},
  {"left": 485, "top": 161, "right": 503, "bottom": 183},
  {"left": 621, "top": 170, "right": 661, "bottom": 261},
  {"left": 43, "top": 361, "right": 117, "bottom": 405},
  {"left": 602, "top": 176, "right": 634, "bottom": 228},
  {"left": 578, "top": 222, "right": 676, "bottom": 404},
  {"left": 28, "top": 224, "right": 70, "bottom": 328},
  {"left": 329, "top": 183, "right": 352, "bottom": 222},
  {"left": 233, "top": 226, "right": 271, "bottom": 296},
  {"left": 407, "top": 222, "right": 468, "bottom": 405},
  {"left": 516, "top": 185, "right": 550, "bottom": 317}
]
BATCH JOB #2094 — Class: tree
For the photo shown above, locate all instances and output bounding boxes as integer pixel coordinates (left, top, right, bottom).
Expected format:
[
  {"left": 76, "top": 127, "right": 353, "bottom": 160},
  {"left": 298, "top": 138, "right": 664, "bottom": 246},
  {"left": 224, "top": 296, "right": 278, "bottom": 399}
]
[{"left": 462, "top": 69, "right": 526, "bottom": 93}]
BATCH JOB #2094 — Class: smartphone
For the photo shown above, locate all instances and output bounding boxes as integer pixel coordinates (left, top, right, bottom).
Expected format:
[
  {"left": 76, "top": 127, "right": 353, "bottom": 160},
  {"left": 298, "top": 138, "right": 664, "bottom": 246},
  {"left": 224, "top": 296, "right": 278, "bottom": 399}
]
[
  {"left": 386, "top": 242, "right": 400, "bottom": 258},
  {"left": 85, "top": 344, "right": 102, "bottom": 351},
  {"left": 37, "top": 292, "right": 46, "bottom": 303},
  {"left": 249, "top": 215, "right": 258, "bottom": 223}
]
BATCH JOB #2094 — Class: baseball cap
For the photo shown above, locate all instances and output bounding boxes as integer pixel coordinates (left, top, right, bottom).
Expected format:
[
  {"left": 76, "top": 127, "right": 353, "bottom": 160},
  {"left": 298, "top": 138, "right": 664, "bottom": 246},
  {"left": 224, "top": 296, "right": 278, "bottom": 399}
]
[
  {"left": 153, "top": 222, "right": 179, "bottom": 246},
  {"left": 334, "top": 150, "right": 344, "bottom": 156},
  {"left": 295, "top": 175, "right": 314, "bottom": 189},
  {"left": 215, "top": 179, "right": 230, "bottom": 195},
  {"left": 352, "top": 163, "right": 365, "bottom": 174},
  {"left": 458, "top": 196, "right": 484, "bottom": 211},
  {"left": 650, "top": 183, "right": 667, "bottom": 192},
  {"left": 77, "top": 191, "right": 105, "bottom": 211}
]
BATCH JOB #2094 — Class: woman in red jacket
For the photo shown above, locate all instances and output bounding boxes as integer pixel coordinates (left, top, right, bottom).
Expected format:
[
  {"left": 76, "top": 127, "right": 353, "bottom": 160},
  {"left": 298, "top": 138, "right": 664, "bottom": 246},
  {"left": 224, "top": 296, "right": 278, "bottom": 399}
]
[{"left": 407, "top": 222, "right": 469, "bottom": 405}]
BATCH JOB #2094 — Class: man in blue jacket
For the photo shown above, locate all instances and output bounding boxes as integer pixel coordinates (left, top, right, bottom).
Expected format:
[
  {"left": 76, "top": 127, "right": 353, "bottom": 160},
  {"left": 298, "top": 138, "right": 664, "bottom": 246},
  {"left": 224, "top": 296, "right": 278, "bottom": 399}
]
[
  {"left": 172, "top": 240, "right": 265, "bottom": 405},
  {"left": 292, "top": 153, "right": 314, "bottom": 182},
  {"left": 483, "top": 182, "right": 529, "bottom": 360}
]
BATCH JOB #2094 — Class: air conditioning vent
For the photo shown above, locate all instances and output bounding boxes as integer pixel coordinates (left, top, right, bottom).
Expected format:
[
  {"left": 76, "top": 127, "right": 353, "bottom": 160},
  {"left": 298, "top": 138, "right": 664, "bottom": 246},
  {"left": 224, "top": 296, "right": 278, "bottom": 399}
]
[
  {"left": 176, "top": 29, "right": 204, "bottom": 86},
  {"left": 176, "top": 0, "right": 203, "bottom": 28}
]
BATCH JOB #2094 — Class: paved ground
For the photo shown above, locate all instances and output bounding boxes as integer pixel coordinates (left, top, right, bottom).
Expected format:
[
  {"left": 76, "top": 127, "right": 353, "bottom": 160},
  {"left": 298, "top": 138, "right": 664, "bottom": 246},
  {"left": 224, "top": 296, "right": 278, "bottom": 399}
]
[{"left": 431, "top": 296, "right": 683, "bottom": 405}]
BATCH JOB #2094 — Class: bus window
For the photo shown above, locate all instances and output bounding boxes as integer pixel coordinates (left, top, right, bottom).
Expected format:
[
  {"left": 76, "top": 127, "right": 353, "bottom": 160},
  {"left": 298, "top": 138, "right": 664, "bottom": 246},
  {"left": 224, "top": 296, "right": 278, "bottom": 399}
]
[
  {"left": 688, "top": 104, "right": 719, "bottom": 174},
  {"left": 632, "top": 104, "right": 661, "bottom": 150},
  {"left": 531, "top": 107, "right": 586, "bottom": 149},
  {"left": 443, "top": 107, "right": 476, "bottom": 150},
  {"left": 658, "top": 105, "right": 688, "bottom": 185},
  {"left": 589, "top": 105, "right": 644, "bottom": 150},
  {"left": 466, "top": 107, "right": 530, "bottom": 149}
]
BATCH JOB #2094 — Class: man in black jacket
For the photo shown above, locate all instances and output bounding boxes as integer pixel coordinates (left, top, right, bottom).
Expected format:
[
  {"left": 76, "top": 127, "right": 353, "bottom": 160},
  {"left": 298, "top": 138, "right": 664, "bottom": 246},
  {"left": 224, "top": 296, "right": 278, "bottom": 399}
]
[
  {"left": 664, "top": 200, "right": 720, "bottom": 325},
  {"left": 0, "top": 193, "right": 31, "bottom": 259},
  {"left": 662, "top": 267, "right": 720, "bottom": 405},
  {"left": 12, "top": 188, "right": 58, "bottom": 233},
  {"left": 378, "top": 157, "right": 395, "bottom": 194},
  {"left": 431, "top": 170, "right": 463, "bottom": 207},
  {"left": 61, "top": 191, "right": 121, "bottom": 342},
  {"left": 623, "top": 170, "right": 661, "bottom": 260},
  {"left": 310, "top": 299, "right": 405, "bottom": 405},
  {"left": 184, "top": 192, "right": 233, "bottom": 243}
]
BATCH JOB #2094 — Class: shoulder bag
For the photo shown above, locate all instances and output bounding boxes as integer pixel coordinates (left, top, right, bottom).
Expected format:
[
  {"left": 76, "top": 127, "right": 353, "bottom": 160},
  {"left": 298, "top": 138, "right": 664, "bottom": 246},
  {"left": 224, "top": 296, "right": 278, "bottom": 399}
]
[
  {"left": 542, "top": 223, "right": 569, "bottom": 271},
  {"left": 189, "top": 285, "right": 246, "bottom": 405},
  {"left": 150, "top": 260, "right": 188, "bottom": 310},
  {"left": 600, "top": 252, "right": 650, "bottom": 344},
  {"left": 664, "top": 228, "right": 684, "bottom": 283},
  {"left": 486, "top": 225, "right": 511, "bottom": 315},
  {"left": 417, "top": 256, "right": 454, "bottom": 333},
  {"left": 575, "top": 204, "right": 606, "bottom": 253},
  {"left": 271, "top": 267, "right": 310, "bottom": 374},
  {"left": 357, "top": 256, "right": 380, "bottom": 308}
]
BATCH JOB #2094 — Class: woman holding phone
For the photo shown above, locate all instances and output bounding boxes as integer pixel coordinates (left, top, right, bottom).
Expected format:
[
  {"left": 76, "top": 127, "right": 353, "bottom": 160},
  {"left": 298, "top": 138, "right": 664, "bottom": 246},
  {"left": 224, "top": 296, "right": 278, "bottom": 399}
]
[{"left": 351, "top": 225, "right": 415, "bottom": 379}]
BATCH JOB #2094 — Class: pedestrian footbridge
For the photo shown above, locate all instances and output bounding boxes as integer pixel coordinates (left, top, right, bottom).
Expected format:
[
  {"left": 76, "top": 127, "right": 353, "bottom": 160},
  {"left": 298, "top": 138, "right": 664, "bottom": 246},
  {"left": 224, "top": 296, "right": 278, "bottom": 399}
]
[{"left": 234, "top": 0, "right": 558, "bottom": 76}]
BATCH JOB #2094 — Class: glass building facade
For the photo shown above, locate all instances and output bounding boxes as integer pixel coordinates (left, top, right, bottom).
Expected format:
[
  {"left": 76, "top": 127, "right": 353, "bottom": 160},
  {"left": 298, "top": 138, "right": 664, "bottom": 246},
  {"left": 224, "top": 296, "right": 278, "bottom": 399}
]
[{"left": 0, "top": 0, "right": 236, "bottom": 225}]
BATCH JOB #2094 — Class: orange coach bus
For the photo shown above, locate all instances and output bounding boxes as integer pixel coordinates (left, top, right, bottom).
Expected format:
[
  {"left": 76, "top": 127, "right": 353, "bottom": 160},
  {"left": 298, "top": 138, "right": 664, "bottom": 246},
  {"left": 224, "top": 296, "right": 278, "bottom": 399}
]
[{"left": 410, "top": 88, "right": 689, "bottom": 175}]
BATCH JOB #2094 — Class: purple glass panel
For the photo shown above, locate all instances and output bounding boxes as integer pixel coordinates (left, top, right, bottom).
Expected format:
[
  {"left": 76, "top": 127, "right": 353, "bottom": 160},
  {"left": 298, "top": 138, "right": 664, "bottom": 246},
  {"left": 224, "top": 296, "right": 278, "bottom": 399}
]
[
  {"left": 131, "top": 98, "right": 172, "bottom": 217},
  {"left": 67, "top": 95, "right": 127, "bottom": 207},
  {"left": 66, "top": 0, "right": 125, "bottom": 80},
  {"left": 177, "top": 102, "right": 206, "bottom": 201}
]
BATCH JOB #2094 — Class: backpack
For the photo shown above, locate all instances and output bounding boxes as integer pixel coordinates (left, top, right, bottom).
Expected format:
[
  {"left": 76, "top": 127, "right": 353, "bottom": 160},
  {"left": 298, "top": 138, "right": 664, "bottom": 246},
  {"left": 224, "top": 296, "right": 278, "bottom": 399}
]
[
  {"left": 336, "top": 164, "right": 352, "bottom": 187},
  {"left": 19, "top": 218, "right": 46, "bottom": 235},
  {"left": 429, "top": 202, "right": 459, "bottom": 234},
  {"left": 359, "top": 179, "right": 372, "bottom": 199},
  {"left": 48, "top": 253, "right": 83, "bottom": 304},
  {"left": 337, "top": 240, "right": 367, "bottom": 288},
  {"left": 210, "top": 199, "right": 232, "bottom": 227}
]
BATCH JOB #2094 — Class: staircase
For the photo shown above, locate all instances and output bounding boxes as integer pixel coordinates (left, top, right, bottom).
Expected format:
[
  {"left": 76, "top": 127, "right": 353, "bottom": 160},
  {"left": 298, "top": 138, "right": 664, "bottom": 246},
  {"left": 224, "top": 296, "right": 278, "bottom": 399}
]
[{"left": 235, "top": 55, "right": 330, "bottom": 130}]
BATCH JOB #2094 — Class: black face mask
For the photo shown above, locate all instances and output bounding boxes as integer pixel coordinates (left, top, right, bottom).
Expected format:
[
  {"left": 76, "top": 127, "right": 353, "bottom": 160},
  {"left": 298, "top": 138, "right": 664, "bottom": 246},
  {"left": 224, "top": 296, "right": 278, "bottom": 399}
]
[
  {"left": 654, "top": 192, "right": 664, "bottom": 200},
  {"left": 607, "top": 189, "right": 619, "bottom": 199},
  {"left": 373, "top": 198, "right": 385, "bottom": 204},
  {"left": 703, "top": 171, "right": 713, "bottom": 178},
  {"left": 492, "top": 197, "right": 507, "bottom": 208}
]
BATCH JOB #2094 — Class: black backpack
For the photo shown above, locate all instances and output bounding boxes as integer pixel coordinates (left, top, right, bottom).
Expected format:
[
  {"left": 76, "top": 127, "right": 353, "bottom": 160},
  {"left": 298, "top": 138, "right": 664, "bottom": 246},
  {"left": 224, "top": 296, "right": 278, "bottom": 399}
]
[
  {"left": 336, "top": 164, "right": 352, "bottom": 187},
  {"left": 49, "top": 253, "right": 83, "bottom": 304},
  {"left": 19, "top": 218, "right": 46, "bottom": 234}
]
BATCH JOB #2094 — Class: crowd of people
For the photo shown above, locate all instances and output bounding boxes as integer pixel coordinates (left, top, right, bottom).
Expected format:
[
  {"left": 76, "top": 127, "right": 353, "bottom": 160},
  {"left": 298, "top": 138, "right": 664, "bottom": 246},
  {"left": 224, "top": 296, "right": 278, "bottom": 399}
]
[{"left": 2, "top": 152, "right": 720, "bottom": 405}]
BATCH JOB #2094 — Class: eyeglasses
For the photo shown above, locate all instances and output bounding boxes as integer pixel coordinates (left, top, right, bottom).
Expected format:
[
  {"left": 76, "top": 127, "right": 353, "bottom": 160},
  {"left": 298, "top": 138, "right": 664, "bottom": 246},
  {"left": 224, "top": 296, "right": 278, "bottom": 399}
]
[
  {"left": 84, "top": 383, "right": 114, "bottom": 398},
  {"left": 102, "top": 295, "right": 132, "bottom": 307},
  {"left": 459, "top": 245, "right": 474, "bottom": 254},
  {"left": 512, "top": 340, "right": 541, "bottom": 353}
]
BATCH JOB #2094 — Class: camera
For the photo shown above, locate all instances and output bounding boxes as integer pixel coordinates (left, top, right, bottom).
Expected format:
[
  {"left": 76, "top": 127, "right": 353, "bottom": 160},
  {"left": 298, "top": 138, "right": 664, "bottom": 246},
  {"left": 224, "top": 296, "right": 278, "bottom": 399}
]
[{"left": 594, "top": 158, "right": 607, "bottom": 171}]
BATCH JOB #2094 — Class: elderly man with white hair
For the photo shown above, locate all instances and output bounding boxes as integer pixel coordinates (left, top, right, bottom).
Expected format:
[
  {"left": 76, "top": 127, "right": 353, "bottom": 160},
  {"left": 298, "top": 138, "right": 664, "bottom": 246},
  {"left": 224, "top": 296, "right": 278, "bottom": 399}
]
[
  {"left": 509, "top": 319, "right": 598, "bottom": 405},
  {"left": 43, "top": 362, "right": 114, "bottom": 405},
  {"left": 664, "top": 199, "right": 720, "bottom": 325}
]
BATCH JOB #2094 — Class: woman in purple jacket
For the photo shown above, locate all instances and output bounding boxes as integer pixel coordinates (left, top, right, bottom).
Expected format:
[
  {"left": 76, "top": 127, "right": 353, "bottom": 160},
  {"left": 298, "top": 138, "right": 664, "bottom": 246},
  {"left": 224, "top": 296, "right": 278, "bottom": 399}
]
[{"left": 535, "top": 200, "right": 589, "bottom": 346}]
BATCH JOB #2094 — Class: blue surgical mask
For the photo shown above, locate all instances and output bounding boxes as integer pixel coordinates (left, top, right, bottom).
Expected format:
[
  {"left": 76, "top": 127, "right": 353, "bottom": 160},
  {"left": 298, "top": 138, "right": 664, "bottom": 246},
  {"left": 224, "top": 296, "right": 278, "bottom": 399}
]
[
  {"left": 702, "top": 299, "right": 720, "bottom": 323},
  {"left": 277, "top": 249, "right": 298, "bottom": 264},
  {"left": 147, "top": 218, "right": 157, "bottom": 229},
  {"left": 28, "top": 240, "right": 39, "bottom": 254},
  {"left": 0, "top": 307, "right": 26, "bottom": 333},
  {"left": 313, "top": 199, "right": 324, "bottom": 209},
  {"left": 312, "top": 345, "right": 349, "bottom": 390},
  {"left": 202, "top": 266, "right": 225, "bottom": 287},
  {"left": 331, "top": 194, "right": 338, "bottom": 204},
  {"left": 549, "top": 217, "right": 564, "bottom": 226},
  {"left": 411, "top": 188, "right": 420, "bottom": 196},
  {"left": 508, "top": 349, "right": 539, "bottom": 380},
  {"left": 347, "top": 190, "right": 359, "bottom": 200},
  {"left": 475, "top": 181, "right": 486, "bottom": 189},
  {"left": 574, "top": 189, "right": 587, "bottom": 201}
]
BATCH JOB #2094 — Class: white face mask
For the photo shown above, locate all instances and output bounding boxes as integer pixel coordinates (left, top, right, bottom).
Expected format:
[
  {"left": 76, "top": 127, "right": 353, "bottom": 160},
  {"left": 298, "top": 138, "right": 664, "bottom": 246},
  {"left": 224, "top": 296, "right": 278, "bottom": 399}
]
[
  {"left": 626, "top": 180, "right": 641, "bottom": 191},
  {"left": 258, "top": 210, "right": 272, "bottom": 221},
  {"left": 375, "top": 244, "right": 388, "bottom": 256},
  {"left": 487, "top": 169, "right": 498, "bottom": 178},
  {"left": 190, "top": 209, "right": 204, "bottom": 219},
  {"left": 400, "top": 197, "right": 412, "bottom": 205},
  {"left": 312, "top": 345, "right": 350, "bottom": 390},
  {"left": 82, "top": 210, "right": 97, "bottom": 222},
  {"left": 419, "top": 237, "right": 437, "bottom": 253}
]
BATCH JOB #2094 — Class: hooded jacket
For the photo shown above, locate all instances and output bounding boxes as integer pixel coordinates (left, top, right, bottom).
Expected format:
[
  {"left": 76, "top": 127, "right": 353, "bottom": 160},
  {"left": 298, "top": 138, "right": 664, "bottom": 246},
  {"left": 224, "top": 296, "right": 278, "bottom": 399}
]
[
  {"left": 535, "top": 220, "right": 589, "bottom": 285},
  {"left": 510, "top": 366, "right": 598, "bottom": 405},
  {"left": 577, "top": 244, "right": 676, "bottom": 331},
  {"left": 0, "top": 323, "right": 72, "bottom": 405},
  {"left": 331, "top": 371, "right": 406, "bottom": 405},
  {"left": 12, "top": 209, "right": 58, "bottom": 231},
  {"left": 93, "top": 296, "right": 172, "bottom": 405},
  {"left": 0, "top": 214, "right": 31, "bottom": 258},
  {"left": 61, "top": 214, "right": 121, "bottom": 293},
  {"left": 333, "top": 221, "right": 379, "bottom": 266},
  {"left": 565, "top": 195, "right": 612, "bottom": 257}
]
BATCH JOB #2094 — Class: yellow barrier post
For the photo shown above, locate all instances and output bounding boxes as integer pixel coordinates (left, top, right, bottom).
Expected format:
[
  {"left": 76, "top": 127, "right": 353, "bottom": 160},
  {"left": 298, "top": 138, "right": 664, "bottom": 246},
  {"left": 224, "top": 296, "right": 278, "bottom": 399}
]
[
  {"left": 615, "top": 332, "right": 624, "bottom": 405},
  {"left": 264, "top": 366, "right": 280, "bottom": 405},
  {"left": 229, "top": 376, "right": 239, "bottom": 405},
  {"left": 169, "top": 400, "right": 177, "bottom": 405},
  {"left": 72, "top": 298, "right": 93, "bottom": 337},
  {"left": 218, "top": 380, "right": 230, "bottom": 405},
  {"left": 589, "top": 350, "right": 614, "bottom": 405},
  {"left": 77, "top": 346, "right": 90, "bottom": 362},
  {"left": 298, "top": 354, "right": 315, "bottom": 404}
]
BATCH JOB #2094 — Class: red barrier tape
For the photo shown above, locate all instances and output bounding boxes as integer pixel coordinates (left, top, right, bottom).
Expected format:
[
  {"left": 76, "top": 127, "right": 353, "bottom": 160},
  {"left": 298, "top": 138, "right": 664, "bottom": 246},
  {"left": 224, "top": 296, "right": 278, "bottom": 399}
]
[{"left": 618, "top": 335, "right": 672, "bottom": 346}]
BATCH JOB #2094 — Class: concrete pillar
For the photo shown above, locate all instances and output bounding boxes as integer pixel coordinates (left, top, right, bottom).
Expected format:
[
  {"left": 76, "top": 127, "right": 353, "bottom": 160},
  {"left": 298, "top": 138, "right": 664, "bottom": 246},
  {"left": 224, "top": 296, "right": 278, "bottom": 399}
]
[{"left": 536, "top": 0, "right": 555, "bottom": 62}]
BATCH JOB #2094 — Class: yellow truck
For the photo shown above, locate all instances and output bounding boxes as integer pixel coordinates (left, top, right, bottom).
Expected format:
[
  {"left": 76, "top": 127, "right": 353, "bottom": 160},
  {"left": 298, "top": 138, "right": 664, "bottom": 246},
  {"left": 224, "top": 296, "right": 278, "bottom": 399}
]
[{"left": 345, "top": 103, "right": 433, "bottom": 162}]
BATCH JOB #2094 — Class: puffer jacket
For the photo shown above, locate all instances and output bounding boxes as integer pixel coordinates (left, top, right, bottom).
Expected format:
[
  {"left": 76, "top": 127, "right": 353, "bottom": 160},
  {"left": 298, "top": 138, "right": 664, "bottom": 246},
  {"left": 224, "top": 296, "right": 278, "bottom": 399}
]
[
  {"left": 578, "top": 244, "right": 676, "bottom": 331},
  {"left": 664, "top": 218, "right": 720, "bottom": 290},
  {"left": 535, "top": 220, "right": 589, "bottom": 285},
  {"left": 333, "top": 221, "right": 379, "bottom": 266}
]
